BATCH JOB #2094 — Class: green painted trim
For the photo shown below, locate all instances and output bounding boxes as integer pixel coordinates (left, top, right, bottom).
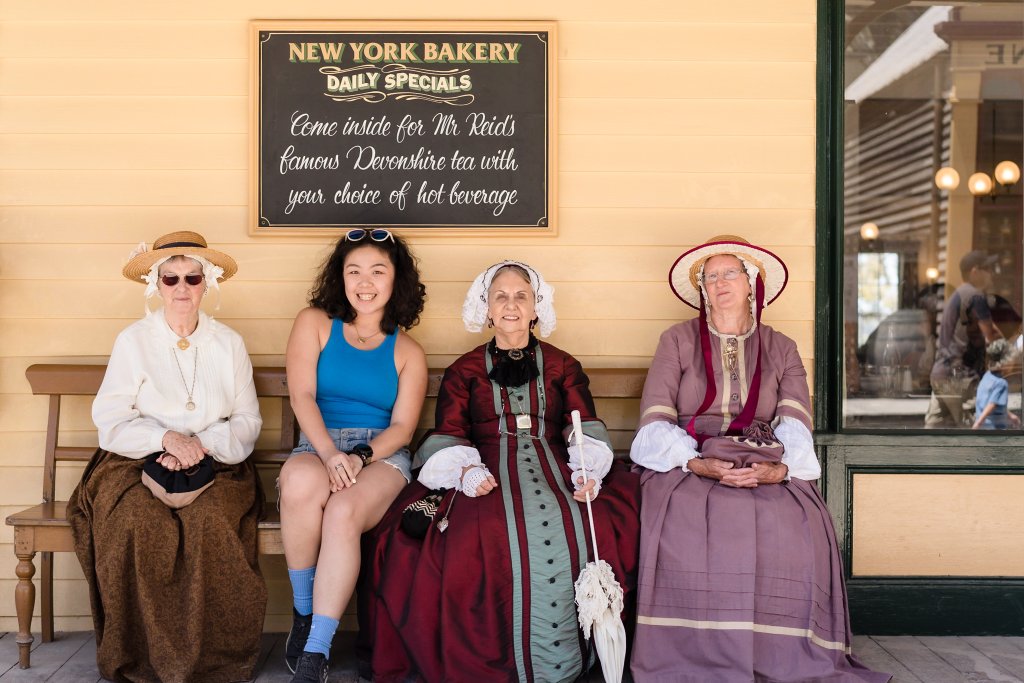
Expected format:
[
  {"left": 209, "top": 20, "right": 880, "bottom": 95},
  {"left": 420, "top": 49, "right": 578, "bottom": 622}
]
[
  {"left": 847, "top": 580, "right": 1024, "bottom": 635},
  {"left": 815, "top": 432, "right": 1024, "bottom": 447},
  {"left": 821, "top": 437, "right": 1024, "bottom": 467},
  {"left": 813, "top": 0, "right": 844, "bottom": 435}
]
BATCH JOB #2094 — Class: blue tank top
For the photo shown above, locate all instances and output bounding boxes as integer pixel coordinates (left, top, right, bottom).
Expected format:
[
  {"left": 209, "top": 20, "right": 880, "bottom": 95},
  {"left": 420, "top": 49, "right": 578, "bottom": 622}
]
[{"left": 315, "top": 319, "right": 399, "bottom": 429}]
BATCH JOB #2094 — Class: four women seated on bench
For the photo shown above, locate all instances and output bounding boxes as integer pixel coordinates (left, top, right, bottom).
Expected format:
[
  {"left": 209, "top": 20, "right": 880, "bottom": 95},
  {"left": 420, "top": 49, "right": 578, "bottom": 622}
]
[{"left": 69, "top": 230, "right": 887, "bottom": 683}]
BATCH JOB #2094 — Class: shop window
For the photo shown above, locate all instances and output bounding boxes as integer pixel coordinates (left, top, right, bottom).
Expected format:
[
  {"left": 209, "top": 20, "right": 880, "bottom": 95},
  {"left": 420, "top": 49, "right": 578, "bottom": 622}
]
[{"left": 841, "top": 3, "right": 1024, "bottom": 430}]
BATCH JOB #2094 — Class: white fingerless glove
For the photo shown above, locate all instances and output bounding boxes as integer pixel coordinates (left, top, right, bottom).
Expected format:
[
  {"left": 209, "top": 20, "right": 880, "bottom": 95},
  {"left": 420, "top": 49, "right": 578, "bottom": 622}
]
[{"left": 461, "top": 466, "right": 492, "bottom": 497}]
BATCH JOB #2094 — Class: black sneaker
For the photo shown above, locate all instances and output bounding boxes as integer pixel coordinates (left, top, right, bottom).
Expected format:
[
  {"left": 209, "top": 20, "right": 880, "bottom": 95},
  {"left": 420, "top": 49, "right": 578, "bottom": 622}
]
[
  {"left": 285, "top": 609, "right": 313, "bottom": 674},
  {"left": 289, "top": 651, "right": 328, "bottom": 683}
]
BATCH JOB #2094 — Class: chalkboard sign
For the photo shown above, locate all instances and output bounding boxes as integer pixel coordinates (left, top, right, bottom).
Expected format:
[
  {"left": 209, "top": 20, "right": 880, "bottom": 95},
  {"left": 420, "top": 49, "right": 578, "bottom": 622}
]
[{"left": 250, "top": 21, "right": 557, "bottom": 236}]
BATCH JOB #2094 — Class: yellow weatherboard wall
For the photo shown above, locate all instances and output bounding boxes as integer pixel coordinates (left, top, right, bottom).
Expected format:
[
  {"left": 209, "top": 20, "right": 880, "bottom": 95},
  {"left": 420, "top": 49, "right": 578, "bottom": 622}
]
[{"left": 0, "top": 1, "right": 816, "bottom": 631}]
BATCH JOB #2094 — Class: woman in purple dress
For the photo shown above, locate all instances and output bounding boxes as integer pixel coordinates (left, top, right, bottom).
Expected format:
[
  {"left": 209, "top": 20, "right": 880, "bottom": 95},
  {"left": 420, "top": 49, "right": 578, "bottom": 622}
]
[
  {"left": 629, "top": 236, "right": 890, "bottom": 682},
  {"left": 364, "top": 261, "right": 641, "bottom": 683}
]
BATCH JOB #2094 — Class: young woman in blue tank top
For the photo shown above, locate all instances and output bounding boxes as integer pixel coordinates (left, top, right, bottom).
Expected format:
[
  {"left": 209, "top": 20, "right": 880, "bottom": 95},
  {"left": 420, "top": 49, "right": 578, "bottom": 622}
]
[{"left": 278, "top": 229, "right": 427, "bottom": 682}]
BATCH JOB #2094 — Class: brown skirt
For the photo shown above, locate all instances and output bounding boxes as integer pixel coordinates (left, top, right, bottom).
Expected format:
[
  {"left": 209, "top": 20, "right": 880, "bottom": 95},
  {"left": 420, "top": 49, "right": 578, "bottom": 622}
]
[{"left": 67, "top": 449, "right": 267, "bottom": 683}]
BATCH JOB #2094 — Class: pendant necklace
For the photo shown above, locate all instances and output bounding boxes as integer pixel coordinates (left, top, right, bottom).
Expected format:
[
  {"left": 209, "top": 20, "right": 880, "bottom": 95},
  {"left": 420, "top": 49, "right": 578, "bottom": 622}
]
[
  {"left": 507, "top": 389, "right": 532, "bottom": 430},
  {"left": 352, "top": 323, "right": 382, "bottom": 344},
  {"left": 724, "top": 337, "right": 739, "bottom": 373},
  {"left": 172, "top": 347, "right": 198, "bottom": 411},
  {"left": 177, "top": 338, "right": 190, "bottom": 350}
]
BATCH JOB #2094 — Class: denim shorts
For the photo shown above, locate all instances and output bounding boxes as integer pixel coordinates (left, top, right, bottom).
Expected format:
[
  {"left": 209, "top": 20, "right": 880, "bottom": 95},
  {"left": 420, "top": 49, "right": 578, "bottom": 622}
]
[{"left": 290, "top": 427, "right": 412, "bottom": 483}]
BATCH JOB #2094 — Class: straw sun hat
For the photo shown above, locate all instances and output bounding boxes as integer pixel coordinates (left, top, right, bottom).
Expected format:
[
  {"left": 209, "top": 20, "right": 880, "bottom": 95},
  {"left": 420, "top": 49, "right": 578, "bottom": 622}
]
[
  {"left": 122, "top": 231, "right": 238, "bottom": 284},
  {"left": 668, "top": 234, "right": 788, "bottom": 309}
]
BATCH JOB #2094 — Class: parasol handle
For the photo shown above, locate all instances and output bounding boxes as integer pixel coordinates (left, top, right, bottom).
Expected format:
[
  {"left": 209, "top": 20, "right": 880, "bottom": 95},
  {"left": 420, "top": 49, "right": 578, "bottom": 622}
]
[{"left": 570, "top": 410, "right": 601, "bottom": 563}]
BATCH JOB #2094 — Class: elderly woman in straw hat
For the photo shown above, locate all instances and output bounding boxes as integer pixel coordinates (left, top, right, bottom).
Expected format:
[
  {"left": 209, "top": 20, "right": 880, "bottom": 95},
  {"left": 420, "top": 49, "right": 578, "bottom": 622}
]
[
  {"left": 67, "top": 230, "right": 265, "bottom": 683},
  {"left": 629, "top": 236, "right": 890, "bottom": 682},
  {"left": 363, "top": 260, "right": 640, "bottom": 683}
]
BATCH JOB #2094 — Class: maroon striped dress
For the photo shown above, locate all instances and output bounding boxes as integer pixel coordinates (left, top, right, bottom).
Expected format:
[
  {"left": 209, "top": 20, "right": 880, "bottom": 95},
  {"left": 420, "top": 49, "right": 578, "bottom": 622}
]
[{"left": 363, "top": 340, "right": 641, "bottom": 682}]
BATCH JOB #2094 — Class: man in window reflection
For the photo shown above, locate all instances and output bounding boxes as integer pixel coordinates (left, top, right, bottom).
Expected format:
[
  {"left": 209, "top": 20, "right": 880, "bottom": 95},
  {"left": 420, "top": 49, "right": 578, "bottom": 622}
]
[{"left": 925, "top": 250, "right": 1003, "bottom": 428}]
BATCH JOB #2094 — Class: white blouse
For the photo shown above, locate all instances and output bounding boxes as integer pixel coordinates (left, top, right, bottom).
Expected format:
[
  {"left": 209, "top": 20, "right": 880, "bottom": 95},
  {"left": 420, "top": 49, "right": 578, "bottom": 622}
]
[{"left": 92, "top": 311, "right": 262, "bottom": 464}]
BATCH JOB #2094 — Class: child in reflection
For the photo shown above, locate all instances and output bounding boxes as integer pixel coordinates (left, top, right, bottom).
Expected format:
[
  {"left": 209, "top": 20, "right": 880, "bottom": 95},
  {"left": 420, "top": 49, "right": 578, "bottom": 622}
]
[{"left": 972, "top": 339, "right": 1020, "bottom": 429}]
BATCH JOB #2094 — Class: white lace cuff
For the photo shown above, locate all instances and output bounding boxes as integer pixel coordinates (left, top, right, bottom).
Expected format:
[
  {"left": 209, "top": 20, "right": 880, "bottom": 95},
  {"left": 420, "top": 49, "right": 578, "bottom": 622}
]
[
  {"left": 418, "top": 445, "right": 483, "bottom": 490},
  {"left": 567, "top": 434, "right": 613, "bottom": 482},
  {"left": 630, "top": 421, "right": 699, "bottom": 472},
  {"left": 774, "top": 416, "right": 820, "bottom": 481}
]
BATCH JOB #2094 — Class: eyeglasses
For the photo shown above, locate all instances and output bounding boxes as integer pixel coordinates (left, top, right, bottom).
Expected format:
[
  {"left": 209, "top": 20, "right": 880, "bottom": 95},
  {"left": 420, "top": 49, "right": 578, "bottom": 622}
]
[
  {"left": 703, "top": 268, "right": 744, "bottom": 285},
  {"left": 160, "top": 274, "right": 204, "bottom": 287},
  {"left": 345, "top": 229, "right": 394, "bottom": 243}
]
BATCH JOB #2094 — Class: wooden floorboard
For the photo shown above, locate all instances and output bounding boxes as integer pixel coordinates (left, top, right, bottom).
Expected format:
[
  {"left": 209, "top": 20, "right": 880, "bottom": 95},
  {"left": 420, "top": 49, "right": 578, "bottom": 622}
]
[
  {"left": 961, "top": 638, "right": 1024, "bottom": 680},
  {"left": 0, "top": 634, "right": 36, "bottom": 678},
  {"left": 0, "top": 632, "right": 93, "bottom": 683},
  {"left": 2, "top": 632, "right": 1023, "bottom": 682},
  {"left": 918, "top": 636, "right": 1024, "bottom": 683},
  {"left": 45, "top": 634, "right": 100, "bottom": 683},
  {"left": 252, "top": 632, "right": 281, "bottom": 682},
  {"left": 874, "top": 635, "right": 998, "bottom": 683},
  {"left": 0, "top": 635, "right": 35, "bottom": 679},
  {"left": 852, "top": 635, "right": 923, "bottom": 683}
]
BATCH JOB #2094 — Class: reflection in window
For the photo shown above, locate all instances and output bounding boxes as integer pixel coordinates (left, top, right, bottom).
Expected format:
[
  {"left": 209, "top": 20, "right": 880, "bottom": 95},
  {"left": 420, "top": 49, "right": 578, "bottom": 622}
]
[
  {"left": 858, "top": 252, "right": 899, "bottom": 348},
  {"left": 842, "top": 3, "right": 1023, "bottom": 430}
]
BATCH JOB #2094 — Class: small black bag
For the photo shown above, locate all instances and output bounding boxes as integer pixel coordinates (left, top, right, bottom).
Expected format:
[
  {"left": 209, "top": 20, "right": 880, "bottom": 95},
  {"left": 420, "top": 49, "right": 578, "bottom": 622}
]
[
  {"left": 141, "top": 451, "right": 215, "bottom": 509},
  {"left": 400, "top": 489, "right": 454, "bottom": 539}
]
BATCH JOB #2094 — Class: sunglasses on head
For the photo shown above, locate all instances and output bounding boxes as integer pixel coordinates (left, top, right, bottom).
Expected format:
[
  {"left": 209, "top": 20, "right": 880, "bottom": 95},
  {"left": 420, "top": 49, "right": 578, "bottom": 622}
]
[
  {"left": 345, "top": 228, "right": 394, "bottom": 243},
  {"left": 160, "top": 273, "right": 205, "bottom": 287}
]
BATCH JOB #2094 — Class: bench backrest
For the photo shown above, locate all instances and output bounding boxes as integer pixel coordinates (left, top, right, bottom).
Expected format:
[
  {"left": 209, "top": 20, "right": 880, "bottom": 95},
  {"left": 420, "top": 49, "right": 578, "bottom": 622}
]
[{"left": 25, "top": 364, "right": 646, "bottom": 503}]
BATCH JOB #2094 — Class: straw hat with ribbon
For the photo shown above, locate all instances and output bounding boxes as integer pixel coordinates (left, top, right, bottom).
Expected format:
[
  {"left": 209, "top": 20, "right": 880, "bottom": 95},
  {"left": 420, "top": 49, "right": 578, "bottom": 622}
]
[
  {"left": 667, "top": 235, "right": 789, "bottom": 446},
  {"left": 123, "top": 230, "right": 237, "bottom": 284},
  {"left": 668, "top": 234, "right": 787, "bottom": 310}
]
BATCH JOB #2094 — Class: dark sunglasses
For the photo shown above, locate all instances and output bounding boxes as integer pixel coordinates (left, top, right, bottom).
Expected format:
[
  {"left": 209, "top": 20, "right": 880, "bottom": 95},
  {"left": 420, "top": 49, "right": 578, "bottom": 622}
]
[
  {"left": 345, "top": 228, "right": 394, "bottom": 243},
  {"left": 160, "top": 273, "right": 205, "bottom": 287}
]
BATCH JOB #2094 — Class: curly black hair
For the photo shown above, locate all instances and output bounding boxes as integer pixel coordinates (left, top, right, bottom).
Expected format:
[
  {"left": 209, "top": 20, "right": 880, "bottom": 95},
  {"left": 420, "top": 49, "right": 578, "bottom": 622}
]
[{"left": 308, "top": 232, "right": 426, "bottom": 333}]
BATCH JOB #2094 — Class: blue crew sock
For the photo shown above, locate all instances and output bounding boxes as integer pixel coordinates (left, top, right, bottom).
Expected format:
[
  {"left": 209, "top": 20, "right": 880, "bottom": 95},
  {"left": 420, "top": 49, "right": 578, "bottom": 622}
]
[
  {"left": 287, "top": 566, "right": 316, "bottom": 616},
  {"left": 304, "top": 614, "right": 339, "bottom": 657}
]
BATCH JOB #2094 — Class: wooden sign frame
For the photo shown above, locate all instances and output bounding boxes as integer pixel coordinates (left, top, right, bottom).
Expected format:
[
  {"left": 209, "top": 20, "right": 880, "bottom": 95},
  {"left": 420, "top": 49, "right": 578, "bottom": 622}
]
[{"left": 249, "top": 20, "right": 558, "bottom": 237}]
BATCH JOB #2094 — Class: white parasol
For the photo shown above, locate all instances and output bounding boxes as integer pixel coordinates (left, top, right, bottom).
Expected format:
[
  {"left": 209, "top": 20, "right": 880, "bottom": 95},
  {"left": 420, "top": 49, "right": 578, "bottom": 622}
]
[{"left": 570, "top": 410, "right": 626, "bottom": 683}]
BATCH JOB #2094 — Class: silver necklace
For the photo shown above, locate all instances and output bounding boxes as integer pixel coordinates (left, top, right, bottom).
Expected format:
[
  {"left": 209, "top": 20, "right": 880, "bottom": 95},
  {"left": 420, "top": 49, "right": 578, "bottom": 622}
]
[
  {"left": 507, "top": 390, "right": 532, "bottom": 430},
  {"left": 171, "top": 347, "right": 198, "bottom": 411}
]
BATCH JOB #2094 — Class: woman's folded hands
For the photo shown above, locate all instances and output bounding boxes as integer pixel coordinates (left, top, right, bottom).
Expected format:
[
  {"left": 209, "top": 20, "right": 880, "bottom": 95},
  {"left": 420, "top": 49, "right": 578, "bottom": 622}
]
[
  {"left": 159, "top": 430, "right": 208, "bottom": 469},
  {"left": 689, "top": 457, "right": 788, "bottom": 487}
]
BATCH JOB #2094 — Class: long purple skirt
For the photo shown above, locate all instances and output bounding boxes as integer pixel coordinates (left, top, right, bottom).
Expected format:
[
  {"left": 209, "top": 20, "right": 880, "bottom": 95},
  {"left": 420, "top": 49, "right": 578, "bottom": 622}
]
[{"left": 631, "top": 469, "right": 890, "bottom": 683}]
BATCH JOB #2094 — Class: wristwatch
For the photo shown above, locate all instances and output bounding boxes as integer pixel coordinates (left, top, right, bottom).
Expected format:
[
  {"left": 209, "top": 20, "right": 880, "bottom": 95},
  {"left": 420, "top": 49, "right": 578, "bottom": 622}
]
[{"left": 351, "top": 443, "right": 373, "bottom": 467}]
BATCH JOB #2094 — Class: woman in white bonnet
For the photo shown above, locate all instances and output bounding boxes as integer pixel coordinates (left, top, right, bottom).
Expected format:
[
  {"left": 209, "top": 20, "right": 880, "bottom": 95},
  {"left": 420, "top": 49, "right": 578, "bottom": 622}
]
[
  {"left": 362, "top": 260, "right": 642, "bottom": 683},
  {"left": 67, "top": 230, "right": 265, "bottom": 683}
]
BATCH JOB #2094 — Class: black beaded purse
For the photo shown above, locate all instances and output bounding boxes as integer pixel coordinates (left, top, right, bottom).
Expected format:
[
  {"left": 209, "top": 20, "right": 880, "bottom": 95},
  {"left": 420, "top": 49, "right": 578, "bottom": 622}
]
[
  {"left": 141, "top": 451, "right": 215, "bottom": 509},
  {"left": 400, "top": 489, "right": 455, "bottom": 539}
]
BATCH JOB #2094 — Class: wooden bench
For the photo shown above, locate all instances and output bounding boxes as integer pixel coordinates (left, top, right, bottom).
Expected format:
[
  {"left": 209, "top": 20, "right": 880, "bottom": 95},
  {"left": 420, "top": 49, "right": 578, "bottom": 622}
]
[{"left": 6, "top": 362, "right": 645, "bottom": 669}]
